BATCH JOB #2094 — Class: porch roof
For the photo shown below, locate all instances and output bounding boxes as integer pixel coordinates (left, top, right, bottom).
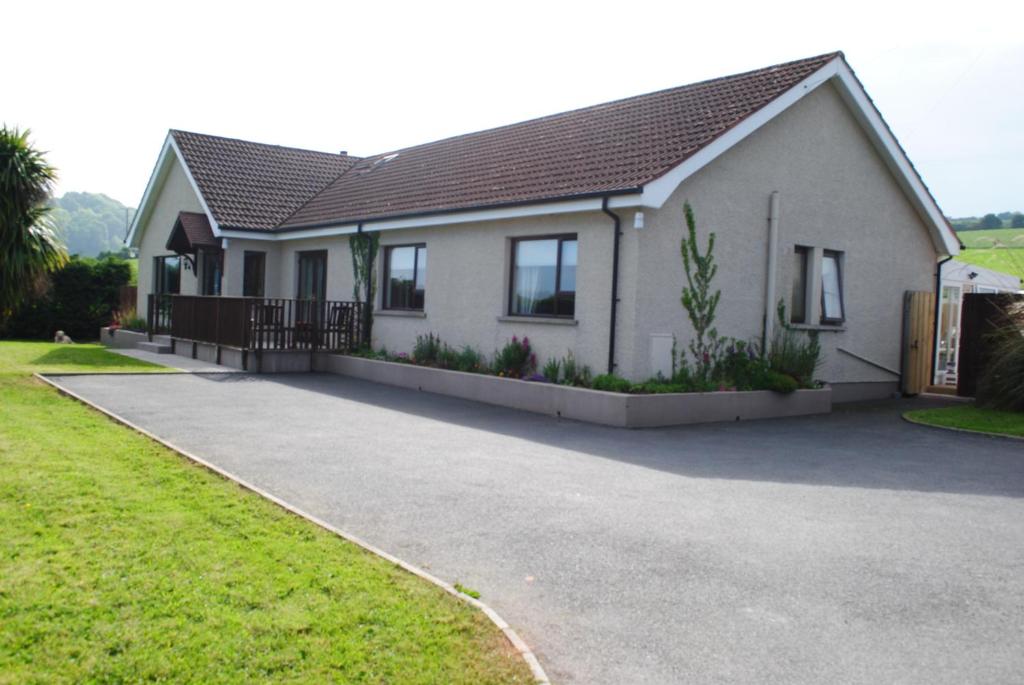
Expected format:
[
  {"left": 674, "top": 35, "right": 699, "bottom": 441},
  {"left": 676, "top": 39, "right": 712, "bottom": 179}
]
[{"left": 166, "top": 211, "right": 219, "bottom": 253}]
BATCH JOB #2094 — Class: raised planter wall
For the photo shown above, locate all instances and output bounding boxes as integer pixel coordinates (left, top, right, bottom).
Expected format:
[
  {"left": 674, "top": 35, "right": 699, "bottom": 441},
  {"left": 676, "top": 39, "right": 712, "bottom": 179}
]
[
  {"left": 313, "top": 353, "right": 832, "bottom": 428},
  {"left": 99, "top": 327, "right": 148, "bottom": 349},
  {"left": 173, "top": 340, "right": 310, "bottom": 373}
]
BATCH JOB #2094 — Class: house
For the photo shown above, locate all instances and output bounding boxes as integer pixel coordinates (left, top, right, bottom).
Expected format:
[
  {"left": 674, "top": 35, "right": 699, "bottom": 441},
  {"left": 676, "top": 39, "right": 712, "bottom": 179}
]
[
  {"left": 934, "top": 260, "right": 1021, "bottom": 386},
  {"left": 127, "top": 51, "right": 960, "bottom": 402}
]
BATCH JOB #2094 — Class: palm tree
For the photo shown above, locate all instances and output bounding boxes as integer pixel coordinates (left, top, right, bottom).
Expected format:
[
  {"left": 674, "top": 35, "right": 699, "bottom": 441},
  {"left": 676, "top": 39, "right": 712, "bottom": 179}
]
[{"left": 0, "top": 126, "right": 67, "bottom": 320}]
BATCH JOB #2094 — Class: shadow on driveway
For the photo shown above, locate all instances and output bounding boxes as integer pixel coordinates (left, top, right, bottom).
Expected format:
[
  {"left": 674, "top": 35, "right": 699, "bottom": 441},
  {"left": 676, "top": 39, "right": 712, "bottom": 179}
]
[{"left": 189, "top": 372, "right": 1024, "bottom": 499}]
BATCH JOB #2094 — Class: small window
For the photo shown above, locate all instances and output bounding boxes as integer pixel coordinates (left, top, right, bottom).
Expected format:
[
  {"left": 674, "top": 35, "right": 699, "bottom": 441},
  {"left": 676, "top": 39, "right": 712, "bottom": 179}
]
[
  {"left": 297, "top": 250, "right": 327, "bottom": 300},
  {"left": 199, "top": 249, "right": 222, "bottom": 296},
  {"left": 790, "top": 246, "right": 809, "bottom": 324},
  {"left": 384, "top": 244, "right": 426, "bottom": 310},
  {"left": 154, "top": 255, "right": 180, "bottom": 295},
  {"left": 509, "top": 235, "right": 577, "bottom": 318},
  {"left": 820, "top": 250, "right": 844, "bottom": 324},
  {"left": 243, "top": 251, "right": 266, "bottom": 297}
]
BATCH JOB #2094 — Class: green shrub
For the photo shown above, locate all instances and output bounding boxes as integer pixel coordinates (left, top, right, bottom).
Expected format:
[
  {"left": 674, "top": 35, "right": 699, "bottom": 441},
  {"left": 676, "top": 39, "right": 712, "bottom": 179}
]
[
  {"left": 541, "top": 357, "right": 560, "bottom": 383},
  {"left": 2, "top": 256, "right": 132, "bottom": 341},
  {"left": 493, "top": 336, "right": 535, "bottom": 378},
  {"left": 453, "top": 345, "right": 486, "bottom": 373},
  {"left": 763, "top": 370, "right": 799, "bottom": 394},
  {"left": 558, "top": 350, "right": 592, "bottom": 387},
  {"left": 977, "top": 303, "right": 1024, "bottom": 411},
  {"left": 632, "top": 381, "right": 690, "bottom": 394},
  {"left": 412, "top": 332, "right": 443, "bottom": 365},
  {"left": 767, "top": 302, "right": 821, "bottom": 387},
  {"left": 591, "top": 373, "right": 633, "bottom": 393},
  {"left": 112, "top": 307, "right": 147, "bottom": 332}
]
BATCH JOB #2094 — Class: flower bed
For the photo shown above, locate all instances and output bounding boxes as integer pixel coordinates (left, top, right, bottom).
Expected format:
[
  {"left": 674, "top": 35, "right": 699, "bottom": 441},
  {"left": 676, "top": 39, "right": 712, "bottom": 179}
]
[{"left": 313, "top": 353, "right": 831, "bottom": 428}]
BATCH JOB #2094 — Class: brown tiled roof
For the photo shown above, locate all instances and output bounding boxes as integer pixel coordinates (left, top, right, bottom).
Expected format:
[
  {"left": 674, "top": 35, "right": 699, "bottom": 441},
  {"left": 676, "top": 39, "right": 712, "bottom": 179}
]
[
  {"left": 171, "top": 130, "right": 359, "bottom": 231},
  {"left": 166, "top": 211, "right": 217, "bottom": 252},
  {"left": 279, "top": 52, "right": 840, "bottom": 229}
]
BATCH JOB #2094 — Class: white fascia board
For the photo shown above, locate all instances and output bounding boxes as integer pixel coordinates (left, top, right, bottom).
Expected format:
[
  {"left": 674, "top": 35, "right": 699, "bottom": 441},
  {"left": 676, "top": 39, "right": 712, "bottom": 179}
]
[
  {"left": 125, "top": 132, "right": 224, "bottom": 248},
  {"left": 829, "top": 60, "right": 959, "bottom": 256},
  {"left": 639, "top": 56, "right": 958, "bottom": 257},
  {"left": 125, "top": 134, "right": 173, "bottom": 247},
  {"left": 639, "top": 61, "right": 840, "bottom": 209},
  {"left": 259, "top": 195, "right": 643, "bottom": 242},
  {"left": 218, "top": 225, "right": 360, "bottom": 241}
]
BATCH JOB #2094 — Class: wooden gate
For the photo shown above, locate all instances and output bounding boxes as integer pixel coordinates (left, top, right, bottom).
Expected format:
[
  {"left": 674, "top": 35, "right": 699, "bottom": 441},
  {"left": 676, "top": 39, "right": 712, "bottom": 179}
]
[{"left": 901, "top": 290, "right": 935, "bottom": 395}]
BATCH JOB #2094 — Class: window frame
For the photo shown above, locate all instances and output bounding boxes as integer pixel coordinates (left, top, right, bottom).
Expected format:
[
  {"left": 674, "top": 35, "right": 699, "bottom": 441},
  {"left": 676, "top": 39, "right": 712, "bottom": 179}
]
[
  {"left": 507, "top": 233, "right": 578, "bottom": 319},
  {"left": 383, "top": 243, "right": 427, "bottom": 311},
  {"left": 243, "top": 251, "right": 266, "bottom": 298},
  {"left": 790, "top": 245, "right": 810, "bottom": 324},
  {"left": 198, "top": 248, "right": 222, "bottom": 296},
  {"left": 819, "top": 249, "right": 845, "bottom": 325},
  {"left": 296, "top": 250, "right": 327, "bottom": 301},
  {"left": 153, "top": 255, "right": 181, "bottom": 295}
]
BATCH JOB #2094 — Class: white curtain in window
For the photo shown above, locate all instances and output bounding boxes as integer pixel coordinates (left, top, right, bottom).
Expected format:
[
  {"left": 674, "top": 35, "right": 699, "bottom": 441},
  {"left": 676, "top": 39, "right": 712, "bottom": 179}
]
[
  {"left": 821, "top": 254, "right": 843, "bottom": 320},
  {"left": 514, "top": 240, "right": 557, "bottom": 313}
]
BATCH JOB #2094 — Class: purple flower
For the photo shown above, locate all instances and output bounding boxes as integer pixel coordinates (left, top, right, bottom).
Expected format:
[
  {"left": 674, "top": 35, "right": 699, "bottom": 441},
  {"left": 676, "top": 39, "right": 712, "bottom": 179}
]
[
  {"left": 512, "top": 335, "right": 518, "bottom": 344},
  {"left": 522, "top": 336, "right": 530, "bottom": 347}
]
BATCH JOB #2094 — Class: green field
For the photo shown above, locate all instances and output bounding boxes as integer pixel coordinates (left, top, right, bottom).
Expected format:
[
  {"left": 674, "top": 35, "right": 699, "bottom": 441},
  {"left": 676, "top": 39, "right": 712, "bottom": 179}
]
[
  {"left": 956, "top": 228, "right": 1024, "bottom": 249},
  {"left": 0, "top": 342, "right": 530, "bottom": 684},
  {"left": 953, "top": 227, "right": 1024, "bottom": 281}
]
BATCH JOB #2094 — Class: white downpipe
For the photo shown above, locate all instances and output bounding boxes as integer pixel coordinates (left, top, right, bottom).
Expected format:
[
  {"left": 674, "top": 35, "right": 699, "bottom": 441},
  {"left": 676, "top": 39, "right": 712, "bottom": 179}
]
[{"left": 764, "top": 191, "right": 781, "bottom": 346}]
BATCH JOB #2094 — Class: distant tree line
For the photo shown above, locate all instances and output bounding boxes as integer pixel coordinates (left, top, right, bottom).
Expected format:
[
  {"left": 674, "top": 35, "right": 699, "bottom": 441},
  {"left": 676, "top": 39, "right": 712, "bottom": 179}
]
[{"left": 950, "top": 211, "right": 1024, "bottom": 231}]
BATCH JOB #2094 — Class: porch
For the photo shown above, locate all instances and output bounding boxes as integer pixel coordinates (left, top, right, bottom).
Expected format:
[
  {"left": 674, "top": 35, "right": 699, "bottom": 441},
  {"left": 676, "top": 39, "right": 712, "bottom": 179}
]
[{"left": 147, "top": 294, "right": 364, "bottom": 372}]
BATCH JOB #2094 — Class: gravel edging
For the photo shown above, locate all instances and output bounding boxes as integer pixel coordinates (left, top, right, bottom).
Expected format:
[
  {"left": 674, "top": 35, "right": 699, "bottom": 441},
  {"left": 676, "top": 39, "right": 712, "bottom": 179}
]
[
  {"left": 901, "top": 412, "right": 1024, "bottom": 442},
  {"left": 35, "top": 372, "right": 551, "bottom": 684}
]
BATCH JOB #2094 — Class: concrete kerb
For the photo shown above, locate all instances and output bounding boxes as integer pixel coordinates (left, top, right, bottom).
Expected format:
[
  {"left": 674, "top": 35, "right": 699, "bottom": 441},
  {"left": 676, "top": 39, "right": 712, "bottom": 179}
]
[
  {"left": 33, "top": 373, "right": 551, "bottom": 684},
  {"left": 901, "top": 411, "right": 1024, "bottom": 442}
]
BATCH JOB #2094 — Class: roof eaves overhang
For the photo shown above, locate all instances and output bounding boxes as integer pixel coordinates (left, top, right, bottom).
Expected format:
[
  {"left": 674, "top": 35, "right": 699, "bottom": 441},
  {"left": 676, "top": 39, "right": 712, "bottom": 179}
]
[
  {"left": 220, "top": 188, "right": 644, "bottom": 241},
  {"left": 638, "top": 55, "right": 959, "bottom": 257},
  {"left": 125, "top": 131, "right": 223, "bottom": 248}
]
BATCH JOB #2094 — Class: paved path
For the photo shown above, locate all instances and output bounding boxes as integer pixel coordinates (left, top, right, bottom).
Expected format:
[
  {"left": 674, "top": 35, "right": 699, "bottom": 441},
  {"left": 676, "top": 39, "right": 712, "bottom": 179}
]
[
  {"left": 107, "top": 348, "right": 239, "bottom": 373},
  {"left": 50, "top": 372, "right": 1024, "bottom": 684}
]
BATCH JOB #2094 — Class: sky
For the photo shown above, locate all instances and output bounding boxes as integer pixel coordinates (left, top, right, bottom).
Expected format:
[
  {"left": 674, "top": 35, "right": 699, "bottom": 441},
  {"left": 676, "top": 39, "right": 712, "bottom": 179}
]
[{"left": 4, "top": 0, "right": 1022, "bottom": 218}]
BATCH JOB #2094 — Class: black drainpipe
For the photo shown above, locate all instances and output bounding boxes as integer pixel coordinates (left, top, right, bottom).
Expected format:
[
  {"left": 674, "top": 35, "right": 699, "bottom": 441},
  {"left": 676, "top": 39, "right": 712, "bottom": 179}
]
[
  {"left": 602, "top": 197, "right": 622, "bottom": 375},
  {"left": 930, "top": 254, "right": 954, "bottom": 383}
]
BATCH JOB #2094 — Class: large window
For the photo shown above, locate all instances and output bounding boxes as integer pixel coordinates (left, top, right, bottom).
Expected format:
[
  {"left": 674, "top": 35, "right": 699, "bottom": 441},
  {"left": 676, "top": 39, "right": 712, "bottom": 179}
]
[
  {"left": 509, "top": 235, "right": 577, "bottom": 318},
  {"left": 154, "top": 255, "right": 180, "bottom": 295},
  {"left": 790, "top": 246, "right": 809, "bottom": 324},
  {"left": 243, "top": 251, "right": 266, "bottom": 297},
  {"left": 199, "top": 249, "right": 222, "bottom": 296},
  {"left": 384, "top": 244, "right": 426, "bottom": 310},
  {"left": 297, "top": 250, "right": 327, "bottom": 300},
  {"left": 820, "top": 250, "right": 844, "bottom": 324}
]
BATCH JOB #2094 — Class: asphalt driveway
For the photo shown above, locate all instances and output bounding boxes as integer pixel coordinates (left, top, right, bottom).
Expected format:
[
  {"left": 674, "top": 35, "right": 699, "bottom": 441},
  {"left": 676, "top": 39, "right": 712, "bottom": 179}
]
[{"left": 50, "top": 372, "right": 1024, "bottom": 684}]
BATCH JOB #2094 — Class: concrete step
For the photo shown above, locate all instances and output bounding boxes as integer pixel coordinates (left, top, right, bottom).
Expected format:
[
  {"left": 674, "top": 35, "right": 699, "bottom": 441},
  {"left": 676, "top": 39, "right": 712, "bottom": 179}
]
[
  {"left": 151, "top": 334, "right": 172, "bottom": 346},
  {"left": 136, "top": 341, "right": 173, "bottom": 354}
]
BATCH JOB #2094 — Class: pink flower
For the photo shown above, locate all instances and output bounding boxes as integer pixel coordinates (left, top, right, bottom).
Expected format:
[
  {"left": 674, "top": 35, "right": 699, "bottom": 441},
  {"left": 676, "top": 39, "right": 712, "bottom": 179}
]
[
  {"left": 522, "top": 336, "right": 530, "bottom": 347},
  {"left": 512, "top": 335, "right": 518, "bottom": 344}
]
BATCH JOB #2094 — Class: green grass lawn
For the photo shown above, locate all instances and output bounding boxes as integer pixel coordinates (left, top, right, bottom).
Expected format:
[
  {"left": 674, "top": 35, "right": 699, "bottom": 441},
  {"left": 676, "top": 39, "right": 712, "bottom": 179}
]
[
  {"left": 956, "top": 227, "right": 1024, "bottom": 249},
  {"left": 904, "top": 404, "right": 1024, "bottom": 438},
  {"left": 954, "top": 248, "right": 1024, "bottom": 281},
  {"left": 0, "top": 342, "right": 531, "bottom": 684},
  {"left": 954, "top": 227, "right": 1024, "bottom": 281}
]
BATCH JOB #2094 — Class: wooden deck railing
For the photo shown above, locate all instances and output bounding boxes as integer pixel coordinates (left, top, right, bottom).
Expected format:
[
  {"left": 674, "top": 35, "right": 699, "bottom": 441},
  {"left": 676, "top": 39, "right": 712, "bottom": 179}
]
[{"left": 156, "top": 295, "right": 363, "bottom": 353}]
